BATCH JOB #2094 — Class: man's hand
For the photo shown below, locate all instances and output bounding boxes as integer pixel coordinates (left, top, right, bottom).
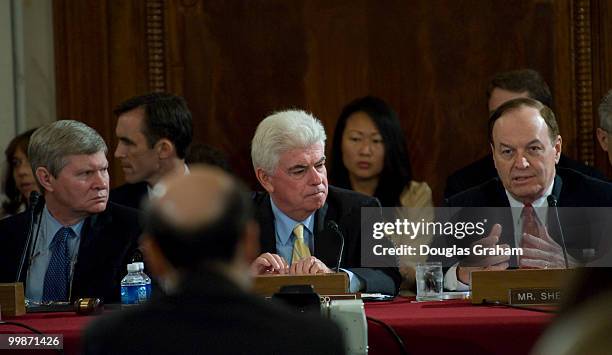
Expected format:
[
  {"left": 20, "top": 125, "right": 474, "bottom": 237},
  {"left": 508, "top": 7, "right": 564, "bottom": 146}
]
[
  {"left": 519, "top": 227, "right": 577, "bottom": 268},
  {"left": 289, "top": 256, "right": 333, "bottom": 275},
  {"left": 457, "top": 224, "right": 510, "bottom": 284},
  {"left": 250, "top": 253, "right": 288, "bottom": 275}
]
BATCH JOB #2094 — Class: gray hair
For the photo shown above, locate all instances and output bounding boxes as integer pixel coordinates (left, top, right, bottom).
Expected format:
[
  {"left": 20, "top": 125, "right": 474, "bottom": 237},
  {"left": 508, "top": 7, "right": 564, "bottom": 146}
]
[
  {"left": 251, "top": 110, "right": 326, "bottom": 173},
  {"left": 599, "top": 89, "right": 612, "bottom": 132},
  {"left": 29, "top": 120, "right": 107, "bottom": 177}
]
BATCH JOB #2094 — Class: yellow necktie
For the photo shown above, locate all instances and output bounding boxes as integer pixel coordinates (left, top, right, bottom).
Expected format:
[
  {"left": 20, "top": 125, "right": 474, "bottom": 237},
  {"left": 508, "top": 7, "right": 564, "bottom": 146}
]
[{"left": 291, "top": 223, "right": 311, "bottom": 264}]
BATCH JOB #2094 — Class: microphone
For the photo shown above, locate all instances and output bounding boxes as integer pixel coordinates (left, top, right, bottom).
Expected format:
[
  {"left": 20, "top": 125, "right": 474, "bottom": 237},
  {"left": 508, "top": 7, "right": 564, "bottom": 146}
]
[
  {"left": 15, "top": 191, "right": 43, "bottom": 282},
  {"left": 326, "top": 221, "right": 344, "bottom": 272},
  {"left": 547, "top": 195, "right": 569, "bottom": 269},
  {"left": 28, "top": 191, "right": 42, "bottom": 211}
]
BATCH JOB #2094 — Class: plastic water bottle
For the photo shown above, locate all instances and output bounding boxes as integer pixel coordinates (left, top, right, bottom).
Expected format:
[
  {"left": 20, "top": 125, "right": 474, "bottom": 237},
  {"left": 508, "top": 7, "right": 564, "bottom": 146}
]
[
  {"left": 120, "top": 263, "right": 149, "bottom": 306},
  {"left": 135, "top": 262, "right": 152, "bottom": 300}
]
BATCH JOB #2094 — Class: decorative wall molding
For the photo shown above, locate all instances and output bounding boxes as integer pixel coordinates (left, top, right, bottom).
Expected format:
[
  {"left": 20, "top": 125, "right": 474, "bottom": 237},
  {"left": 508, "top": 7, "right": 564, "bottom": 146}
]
[
  {"left": 573, "top": 0, "right": 594, "bottom": 165},
  {"left": 146, "top": 0, "right": 166, "bottom": 92}
]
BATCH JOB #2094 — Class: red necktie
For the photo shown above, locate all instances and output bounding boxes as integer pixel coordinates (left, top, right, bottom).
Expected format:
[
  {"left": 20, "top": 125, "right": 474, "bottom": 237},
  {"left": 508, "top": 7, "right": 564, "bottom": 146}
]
[
  {"left": 520, "top": 203, "right": 542, "bottom": 267},
  {"left": 521, "top": 203, "right": 541, "bottom": 243}
]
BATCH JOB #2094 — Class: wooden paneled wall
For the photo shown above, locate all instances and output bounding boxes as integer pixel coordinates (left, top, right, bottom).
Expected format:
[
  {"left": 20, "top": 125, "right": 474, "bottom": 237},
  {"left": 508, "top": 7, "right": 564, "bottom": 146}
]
[{"left": 54, "top": 0, "right": 612, "bottom": 204}]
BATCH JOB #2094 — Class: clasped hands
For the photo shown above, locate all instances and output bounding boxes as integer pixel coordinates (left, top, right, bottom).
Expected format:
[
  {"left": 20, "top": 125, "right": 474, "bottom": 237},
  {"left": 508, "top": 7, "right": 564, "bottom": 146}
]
[
  {"left": 250, "top": 253, "right": 334, "bottom": 275},
  {"left": 457, "top": 223, "right": 574, "bottom": 285}
]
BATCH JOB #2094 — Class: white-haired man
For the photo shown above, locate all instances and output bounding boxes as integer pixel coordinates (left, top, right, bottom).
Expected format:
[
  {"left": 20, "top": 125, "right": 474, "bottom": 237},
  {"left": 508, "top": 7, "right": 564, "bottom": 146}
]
[{"left": 250, "top": 110, "right": 401, "bottom": 295}]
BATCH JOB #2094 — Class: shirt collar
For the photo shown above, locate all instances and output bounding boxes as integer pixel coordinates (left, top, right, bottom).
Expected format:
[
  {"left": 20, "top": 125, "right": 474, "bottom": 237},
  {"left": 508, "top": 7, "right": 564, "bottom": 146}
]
[
  {"left": 148, "top": 163, "right": 191, "bottom": 196},
  {"left": 42, "top": 204, "right": 85, "bottom": 246},
  {"left": 505, "top": 178, "right": 555, "bottom": 209},
  {"left": 269, "top": 197, "right": 315, "bottom": 246}
]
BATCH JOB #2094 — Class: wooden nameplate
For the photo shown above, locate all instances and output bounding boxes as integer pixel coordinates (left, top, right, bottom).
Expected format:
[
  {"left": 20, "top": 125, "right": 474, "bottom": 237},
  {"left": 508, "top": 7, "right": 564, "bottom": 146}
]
[
  {"left": 253, "top": 273, "right": 349, "bottom": 296},
  {"left": 471, "top": 269, "right": 576, "bottom": 304},
  {"left": 0, "top": 283, "right": 26, "bottom": 317}
]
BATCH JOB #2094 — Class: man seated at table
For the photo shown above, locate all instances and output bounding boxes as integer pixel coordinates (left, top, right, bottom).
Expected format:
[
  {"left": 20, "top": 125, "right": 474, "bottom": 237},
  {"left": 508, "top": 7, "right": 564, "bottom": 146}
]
[
  {"left": 82, "top": 166, "right": 344, "bottom": 355},
  {"left": 442, "top": 98, "right": 612, "bottom": 290},
  {"left": 444, "top": 69, "right": 605, "bottom": 199},
  {"left": 0, "top": 120, "right": 141, "bottom": 303},
  {"left": 249, "top": 109, "right": 401, "bottom": 295}
]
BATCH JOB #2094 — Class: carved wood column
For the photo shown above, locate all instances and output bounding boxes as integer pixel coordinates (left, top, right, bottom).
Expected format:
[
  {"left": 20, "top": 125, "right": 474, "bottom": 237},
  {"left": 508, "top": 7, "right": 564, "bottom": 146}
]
[
  {"left": 573, "top": 0, "right": 595, "bottom": 165},
  {"left": 146, "top": 0, "right": 166, "bottom": 92}
]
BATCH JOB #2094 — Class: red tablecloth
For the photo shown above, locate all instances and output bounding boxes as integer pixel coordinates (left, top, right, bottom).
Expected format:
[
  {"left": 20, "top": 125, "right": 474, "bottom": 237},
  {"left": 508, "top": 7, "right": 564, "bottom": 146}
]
[
  {"left": 1, "top": 297, "right": 555, "bottom": 355},
  {"left": 1, "top": 311, "right": 96, "bottom": 354},
  {"left": 366, "top": 297, "right": 555, "bottom": 355}
]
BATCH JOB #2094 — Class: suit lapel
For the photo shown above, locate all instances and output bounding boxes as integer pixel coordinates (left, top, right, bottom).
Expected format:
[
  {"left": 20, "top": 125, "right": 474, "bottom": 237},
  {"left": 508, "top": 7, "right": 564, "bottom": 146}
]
[
  {"left": 72, "top": 212, "right": 109, "bottom": 290},
  {"left": 78, "top": 211, "right": 113, "bottom": 256},
  {"left": 551, "top": 175, "right": 563, "bottom": 203},
  {"left": 313, "top": 201, "right": 343, "bottom": 267},
  {"left": 485, "top": 180, "right": 519, "bottom": 265},
  {"left": 257, "top": 193, "right": 341, "bottom": 267},
  {"left": 72, "top": 216, "right": 94, "bottom": 287},
  {"left": 546, "top": 175, "right": 564, "bottom": 245},
  {"left": 257, "top": 195, "right": 277, "bottom": 254},
  {"left": 312, "top": 201, "right": 328, "bottom": 260},
  {"left": 314, "top": 202, "right": 328, "bottom": 235},
  {"left": 490, "top": 178, "right": 511, "bottom": 207},
  {"left": 12, "top": 213, "right": 31, "bottom": 283}
]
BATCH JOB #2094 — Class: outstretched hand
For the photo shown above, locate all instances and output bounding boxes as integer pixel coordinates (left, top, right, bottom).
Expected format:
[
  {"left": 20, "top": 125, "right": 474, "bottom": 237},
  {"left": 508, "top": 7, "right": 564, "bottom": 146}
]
[{"left": 457, "top": 224, "right": 510, "bottom": 284}]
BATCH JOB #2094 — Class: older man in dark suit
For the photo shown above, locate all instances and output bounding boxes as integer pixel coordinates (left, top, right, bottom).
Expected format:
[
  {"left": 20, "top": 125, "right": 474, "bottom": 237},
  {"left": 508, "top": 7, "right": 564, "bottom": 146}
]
[
  {"left": 249, "top": 110, "right": 401, "bottom": 295},
  {"left": 441, "top": 98, "right": 612, "bottom": 290},
  {"left": 0, "top": 120, "right": 141, "bottom": 303},
  {"left": 444, "top": 69, "right": 605, "bottom": 199}
]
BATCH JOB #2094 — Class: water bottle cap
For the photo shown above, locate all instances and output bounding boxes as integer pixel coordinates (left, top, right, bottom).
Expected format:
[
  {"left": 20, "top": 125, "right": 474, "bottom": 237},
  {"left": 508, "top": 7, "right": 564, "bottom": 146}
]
[
  {"left": 136, "top": 262, "right": 144, "bottom": 270},
  {"left": 127, "top": 263, "right": 139, "bottom": 272}
]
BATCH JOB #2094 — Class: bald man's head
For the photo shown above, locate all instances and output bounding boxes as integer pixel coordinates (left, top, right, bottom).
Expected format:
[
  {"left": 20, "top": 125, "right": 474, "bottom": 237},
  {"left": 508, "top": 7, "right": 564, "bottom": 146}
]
[
  {"left": 143, "top": 165, "right": 255, "bottom": 269},
  {"left": 150, "top": 167, "right": 235, "bottom": 231}
]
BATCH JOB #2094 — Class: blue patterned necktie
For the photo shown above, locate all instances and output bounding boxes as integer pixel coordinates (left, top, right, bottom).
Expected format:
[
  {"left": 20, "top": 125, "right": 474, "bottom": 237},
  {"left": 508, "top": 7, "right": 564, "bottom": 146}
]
[{"left": 42, "top": 227, "right": 73, "bottom": 302}]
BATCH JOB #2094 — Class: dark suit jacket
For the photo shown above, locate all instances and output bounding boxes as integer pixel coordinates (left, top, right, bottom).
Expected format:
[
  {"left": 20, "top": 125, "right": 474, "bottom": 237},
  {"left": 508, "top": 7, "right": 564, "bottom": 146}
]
[
  {"left": 0, "top": 202, "right": 142, "bottom": 303},
  {"left": 441, "top": 168, "right": 612, "bottom": 266},
  {"left": 253, "top": 185, "right": 401, "bottom": 295},
  {"left": 109, "top": 182, "right": 149, "bottom": 210},
  {"left": 444, "top": 153, "right": 607, "bottom": 200},
  {"left": 82, "top": 270, "right": 345, "bottom": 355}
]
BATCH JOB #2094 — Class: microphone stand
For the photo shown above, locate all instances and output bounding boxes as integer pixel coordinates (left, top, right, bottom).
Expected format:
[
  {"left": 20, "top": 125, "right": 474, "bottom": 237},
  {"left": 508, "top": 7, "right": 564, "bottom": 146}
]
[
  {"left": 327, "top": 221, "right": 344, "bottom": 272},
  {"left": 15, "top": 192, "right": 43, "bottom": 282},
  {"left": 547, "top": 195, "right": 569, "bottom": 268}
]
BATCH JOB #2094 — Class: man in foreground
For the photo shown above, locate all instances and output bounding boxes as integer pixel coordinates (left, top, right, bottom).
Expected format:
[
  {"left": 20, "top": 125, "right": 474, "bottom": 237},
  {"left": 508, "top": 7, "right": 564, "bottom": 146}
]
[{"left": 83, "top": 166, "right": 344, "bottom": 355}]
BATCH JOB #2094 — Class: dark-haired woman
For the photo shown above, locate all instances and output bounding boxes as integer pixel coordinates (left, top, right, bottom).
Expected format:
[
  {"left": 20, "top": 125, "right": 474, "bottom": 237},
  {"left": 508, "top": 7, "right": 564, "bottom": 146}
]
[
  {"left": 1, "top": 129, "right": 39, "bottom": 218},
  {"left": 330, "top": 96, "right": 432, "bottom": 290}
]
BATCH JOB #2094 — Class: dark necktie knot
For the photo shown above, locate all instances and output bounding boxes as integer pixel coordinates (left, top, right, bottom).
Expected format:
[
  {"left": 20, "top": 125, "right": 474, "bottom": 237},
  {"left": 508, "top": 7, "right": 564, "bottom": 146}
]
[{"left": 50, "top": 227, "right": 72, "bottom": 248}]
